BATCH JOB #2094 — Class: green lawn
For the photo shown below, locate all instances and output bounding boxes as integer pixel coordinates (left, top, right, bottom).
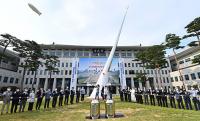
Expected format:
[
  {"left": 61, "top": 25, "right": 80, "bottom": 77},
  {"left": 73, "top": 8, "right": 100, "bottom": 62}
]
[{"left": 0, "top": 96, "right": 200, "bottom": 121}]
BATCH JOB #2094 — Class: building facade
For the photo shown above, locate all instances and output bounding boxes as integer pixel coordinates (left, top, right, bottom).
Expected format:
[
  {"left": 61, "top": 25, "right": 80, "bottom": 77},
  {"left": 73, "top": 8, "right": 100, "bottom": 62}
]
[
  {"left": 17, "top": 45, "right": 172, "bottom": 94},
  {"left": 169, "top": 46, "right": 200, "bottom": 90},
  {"left": 0, "top": 47, "right": 22, "bottom": 91}
]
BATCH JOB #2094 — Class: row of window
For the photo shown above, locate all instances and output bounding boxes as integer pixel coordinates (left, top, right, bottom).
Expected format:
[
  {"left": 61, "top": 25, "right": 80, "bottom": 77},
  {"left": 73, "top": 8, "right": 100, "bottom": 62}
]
[
  {"left": 22, "top": 70, "right": 72, "bottom": 76},
  {"left": 178, "top": 54, "right": 200, "bottom": 65},
  {"left": 171, "top": 72, "right": 200, "bottom": 82},
  {"left": 125, "top": 69, "right": 169, "bottom": 75},
  {"left": 44, "top": 51, "right": 133, "bottom": 58},
  {"left": 124, "top": 62, "right": 169, "bottom": 68},
  {"left": 155, "top": 77, "right": 170, "bottom": 84},
  {"left": 0, "top": 76, "right": 19, "bottom": 84}
]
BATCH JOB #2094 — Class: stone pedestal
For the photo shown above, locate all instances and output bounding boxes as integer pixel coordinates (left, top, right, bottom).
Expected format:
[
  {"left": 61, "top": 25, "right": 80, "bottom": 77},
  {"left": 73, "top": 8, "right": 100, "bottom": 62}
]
[
  {"left": 105, "top": 100, "right": 115, "bottom": 118},
  {"left": 90, "top": 100, "right": 100, "bottom": 119}
]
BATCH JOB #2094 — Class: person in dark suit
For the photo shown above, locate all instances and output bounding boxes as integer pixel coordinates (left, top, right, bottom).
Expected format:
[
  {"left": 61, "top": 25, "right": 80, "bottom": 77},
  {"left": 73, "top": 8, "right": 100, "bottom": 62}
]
[
  {"left": 161, "top": 88, "right": 168, "bottom": 107},
  {"left": 183, "top": 89, "right": 193, "bottom": 110},
  {"left": 19, "top": 89, "right": 29, "bottom": 112},
  {"left": 64, "top": 87, "right": 70, "bottom": 105},
  {"left": 35, "top": 88, "right": 44, "bottom": 110},
  {"left": 44, "top": 89, "right": 51, "bottom": 109},
  {"left": 70, "top": 87, "right": 75, "bottom": 104},
  {"left": 52, "top": 88, "right": 58, "bottom": 108},
  {"left": 59, "top": 90, "right": 64, "bottom": 106},
  {"left": 118, "top": 87, "right": 124, "bottom": 101},
  {"left": 149, "top": 88, "right": 155, "bottom": 106},
  {"left": 175, "top": 89, "right": 184, "bottom": 109},
  {"left": 168, "top": 88, "right": 176, "bottom": 108},
  {"left": 11, "top": 89, "right": 20, "bottom": 113},
  {"left": 76, "top": 88, "right": 80, "bottom": 103}
]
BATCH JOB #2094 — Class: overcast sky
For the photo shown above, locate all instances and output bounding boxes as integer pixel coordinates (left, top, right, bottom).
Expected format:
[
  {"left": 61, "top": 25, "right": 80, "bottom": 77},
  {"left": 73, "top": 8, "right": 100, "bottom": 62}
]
[{"left": 0, "top": 0, "right": 199, "bottom": 48}]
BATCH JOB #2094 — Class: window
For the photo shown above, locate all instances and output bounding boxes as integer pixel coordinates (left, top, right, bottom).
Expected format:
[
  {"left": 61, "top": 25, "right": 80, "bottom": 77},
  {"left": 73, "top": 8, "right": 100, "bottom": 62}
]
[
  {"left": 25, "top": 78, "right": 29, "bottom": 84},
  {"left": 132, "top": 63, "right": 134, "bottom": 67},
  {"left": 175, "top": 77, "right": 178, "bottom": 82},
  {"left": 165, "top": 70, "right": 168, "bottom": 74},
  {"left": 70, "top": 51, "right": 76, "bottom": 57},
  {"left": 15, "top": 78, "right": 19, "bottom": 84},
  {"left": 166, "top": 77, "right": 169, "bottom": 83},
  {"left": 151, "top": 70, "right": 153, "bottom": 74},
  {"left": 66, "top": 63, "right": 68, "bottom": 67},
  {"left": 171, "top": 77, "right": 174, "bottom": 82},
  {"left": 44, "top": 71, "right": 47, "bottom": 75},
  {"left": 78, "top": 51, "right": 83, "bottom": 56},
  {"left": 65, "top": 70, "right": 68, "bottom": 75},
  {"left": 124, "top": 63, "right": 127, "bottom": 67},
  {"left": 191, "top": 73, "right": 196, "bottom": 80},
  {"left": 197, "top": 72, "right": 200, "bottom": 79},
  {"left": 49, "top": 51, "right": 56, "bottom": 56},
  {"left": 128, "top": 63, "right": 131, "bottom": 67},
  {"left": 125, "top": 70, "right": 127, "bottom": 74},
  {"left": 56, "top": 51, "right": 62, "bottom": 57},
  {"left": 31, "top": 71, "right": 34, "bottom": 75},
  {"left": 30, "top": 78, "right": 33, "bottom": 84},
  {"left": 61, "top": 70, "right": 63, "bottom": 75},
  {"left": 63, "top": 51, "right": 69, "bottom": 57},
  {"left": 62, "top": 63, "right": 64, "bottom": 67},
  {"left": 163, "top": 77, "right": 165, "bottom": 83},
  {"left": 27, "top": 71, "right": 30, "bottom": 75},
  {"left": 10, "top": 77, "right": 14, "bottom": 83},
  {"left": 127, "top": 52, "right": 132, "bottom": 57},
  {"left": 57, "top": 62, "right": 60, "bottom": 67},
  {"left": 129, "top": 70, "right": 135, "bottom": 75},
  {"left": 70, "top": 63, "right": 72, "bottom": 67},
  {"left": 3, "top": 77, "right": 8, "bottom": 83},
  {"left": 69, "top": 70, "right": 72, "bottom": 75},
  {"left": 179, "top": 60, "right": 184, "bottom": 64},
  {"left": 185, "top": 58, "right": 191, "bottom": 62},
  {"left": 121, "top": 52, "right": 126, "bottom": 57},
  {"left": 84, "top": 52, "right": 89, "bottom": 56},
  {"left": 184, "top": 75, "right": 189, "bottom": 80},
  {"left": 0, "top": 76, "right": 2, "bottom": 82},
  {"left": 147, "top": 70, "right": 149, "bottom": 74},
  {"left": 114, "top": 52, "right": 119, "bottom": 57},
  {"left": 162, "top": 70, "right": 164, "bottom": 74}
]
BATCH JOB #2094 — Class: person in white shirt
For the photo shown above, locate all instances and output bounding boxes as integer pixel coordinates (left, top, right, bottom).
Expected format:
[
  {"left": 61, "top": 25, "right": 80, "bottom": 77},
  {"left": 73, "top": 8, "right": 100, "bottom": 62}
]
[
  {"left": 1, "top": 87, "right": 12, "bottom": 115},
  {"left": 28, "top": 90, "right": 35, "bottom": 111},
  {"left": 190, "top": 87, "right": 200, "bottom": 111},
  {"left": 80, "top": 87, "right": 85, "bottom": 101}
]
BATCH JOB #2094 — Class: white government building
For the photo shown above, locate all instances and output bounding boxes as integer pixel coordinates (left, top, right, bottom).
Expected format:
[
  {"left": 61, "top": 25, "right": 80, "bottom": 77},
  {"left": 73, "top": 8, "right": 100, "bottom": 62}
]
[{"left": 0, "top": 45, "right": 199, "bottom": 93}]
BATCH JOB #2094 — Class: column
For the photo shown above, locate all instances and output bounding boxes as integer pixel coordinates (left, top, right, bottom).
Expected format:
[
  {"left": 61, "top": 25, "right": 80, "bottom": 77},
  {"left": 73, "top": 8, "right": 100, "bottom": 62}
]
[
  {"left": 35, "top": 78, "right": 39, "bottom": 90},
  {"left": 52, "top": 78, "right": 56, "bottom": 91},
  {"left": 131, "top": 78, "right": 135, "bottom": 89},
  {"left": 146, "top": 80, "right": 150, "bottom": 89},
  {"left": 44, "top": 78, "right": 48, "bottom": 91},
  {"left": 61, "top": 78, "right": 65, "bottom": 90},
  {"left": 139, "top": 82, "right": 142, "bottom": 89}
]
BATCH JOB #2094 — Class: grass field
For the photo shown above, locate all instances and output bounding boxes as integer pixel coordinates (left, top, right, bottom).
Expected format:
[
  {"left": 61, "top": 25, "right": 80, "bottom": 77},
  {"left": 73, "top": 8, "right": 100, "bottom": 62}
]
[{"left": 0, "top": 96, "right": 200, "bottom": 121}]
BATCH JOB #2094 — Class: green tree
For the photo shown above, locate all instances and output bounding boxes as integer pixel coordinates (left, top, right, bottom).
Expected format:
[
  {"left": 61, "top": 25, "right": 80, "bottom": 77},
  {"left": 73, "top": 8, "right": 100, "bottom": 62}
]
[
  {"left": 0, "top": 34, "right": 21, "bottom": 64},
  {"left": 145, "top": 45, "right": 167, "bottom": 88},
  {"left": 183, "top": 17, "right": 200, "bottom": 46},
  {"left": 135, "top": 50, "right": 148, "bottom": 88},
  {"left": 164, "top": 33, "right": 185, "bottom": 89},
  {"left": 44, "top": 55, "right": 59, "bottom": 90},
  {"left": 135, "top": 72, "right": 147, "bottom": 89},
  {"left": 13, "top": 40, "right": 43, "bottom": 89}
]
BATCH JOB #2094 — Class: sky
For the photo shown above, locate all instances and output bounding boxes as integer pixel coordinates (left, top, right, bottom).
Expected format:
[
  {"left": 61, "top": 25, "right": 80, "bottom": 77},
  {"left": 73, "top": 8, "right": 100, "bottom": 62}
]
[{"left": 0, "top": 0, "right": 199, "bottom": 53}]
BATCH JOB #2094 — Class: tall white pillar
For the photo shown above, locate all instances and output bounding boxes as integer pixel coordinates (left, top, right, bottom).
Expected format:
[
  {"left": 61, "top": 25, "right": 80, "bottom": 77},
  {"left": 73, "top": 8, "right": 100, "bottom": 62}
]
[
  {"left": 35, "top": 78, "right": 39, "bottom": 90},
  {"left": 146, "top": 80, "right": 150, "bottom": 89},
  {"left": 61, "top": 78, "right": 65, "bottom": 90},
  {"left": 131, "top": 78, "right": 134, "bottom": 89},
  {"left": 139, "top": 82, "right": 142, "bottom": 89},
  {"left": 53, "top": 78, "right": 56, "bottom": 90},
  {"left": 44, "top": 78, "right": 48, "bottom": 91}
]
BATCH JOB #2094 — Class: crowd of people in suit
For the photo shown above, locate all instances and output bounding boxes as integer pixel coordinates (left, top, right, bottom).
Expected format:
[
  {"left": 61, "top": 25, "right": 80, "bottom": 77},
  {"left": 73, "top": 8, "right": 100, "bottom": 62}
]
[
  {"left": 0, "top": 87, "right": 86, "bottom": 115},
  {"left": 119, "top": 87, "right": 200, "bottom": 111}
]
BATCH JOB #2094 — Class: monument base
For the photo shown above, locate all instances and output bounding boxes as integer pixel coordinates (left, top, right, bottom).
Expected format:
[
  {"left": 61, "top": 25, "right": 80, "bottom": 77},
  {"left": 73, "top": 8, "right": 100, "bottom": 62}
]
[
  {"left": 105, "top": 99, "right": 115, "bottom": 118},
  {"left": 90, "top": 100, "right": 100, "bottom": 119},
  {"left": 86, "top": 113, "right": 125, "bottom": 119}
]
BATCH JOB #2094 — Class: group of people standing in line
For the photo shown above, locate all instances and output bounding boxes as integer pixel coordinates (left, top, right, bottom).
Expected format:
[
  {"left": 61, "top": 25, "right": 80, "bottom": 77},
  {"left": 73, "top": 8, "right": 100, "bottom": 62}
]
[
  {"left": 119, "top": 87, "right": 200, "bottom": 111},
  {"left": 0, "top": 87, "right": 86, "bottom": 115}
]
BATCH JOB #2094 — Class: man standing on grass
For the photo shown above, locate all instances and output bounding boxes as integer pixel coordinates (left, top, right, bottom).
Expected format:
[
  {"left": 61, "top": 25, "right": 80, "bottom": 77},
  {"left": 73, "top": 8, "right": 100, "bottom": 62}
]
[
  {"left": 19, "top": 88, "right": 29, "bottom": 112},
  {"left": 168, "top": 88, "right": 176, "bottom": 108},
  {"left": 59, "top": 90, "right": 64, "bottom": 106},
  {"left": 70, "top": 87, "right": 75, "bottom": 104},
  {"left": 52, "top": 88, "right": 59, "bottom": 108},
  {"left": 10, "top": 88, "right": 20, "bottom": 113},
  {"left": 64, "top": 87, "right": 70, "bottom": 105},
  {"left": 80, "top": 87, "right": 85, "bottom": 101},
  {"left": 191, "top": 87, "right": 200, "bottom": 110},
  {"left": 44, "top": 89, "right": 51, "bottom": 109},
  {"left": 36, "top": 88, "right": 44, "bottom": 110},
  {"left": 1, "top": 87, "right": 12, "bottom": 115}
]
